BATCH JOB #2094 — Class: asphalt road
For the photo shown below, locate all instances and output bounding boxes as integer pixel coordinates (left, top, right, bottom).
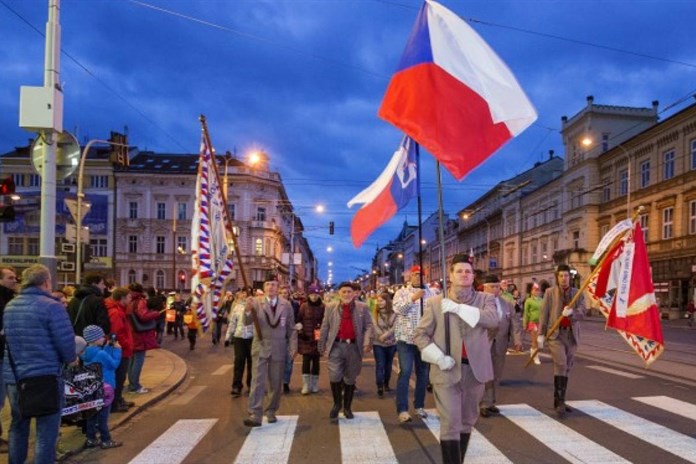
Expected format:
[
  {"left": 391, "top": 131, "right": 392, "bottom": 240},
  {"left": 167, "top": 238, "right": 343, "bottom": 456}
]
[{"left": 68, "top": 320, "right": 696, "bottom": 464}]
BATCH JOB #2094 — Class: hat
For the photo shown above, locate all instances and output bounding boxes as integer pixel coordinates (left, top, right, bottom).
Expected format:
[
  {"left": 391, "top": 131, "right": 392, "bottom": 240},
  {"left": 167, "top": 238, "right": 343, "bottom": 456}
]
[
  {"left": 308, "top": 285, "right": 321, "bottom": 295},
  {"left": 75, "top": 336, "right": 87, "bottom": 354},
  {"left": 484, "top": 274, "right": 500, "bottom": 284},
  {"left": 410, "top": 265, "right": 422, "bottom": 274},
  {"left": 83, "top": 325, "right": 105, "bottom": 344},
  {"left": 337, "top": 281, "right": 355, "bottom": 290},
  {"left": 168, "top": 291, "right": 176, "bottom": 296}
]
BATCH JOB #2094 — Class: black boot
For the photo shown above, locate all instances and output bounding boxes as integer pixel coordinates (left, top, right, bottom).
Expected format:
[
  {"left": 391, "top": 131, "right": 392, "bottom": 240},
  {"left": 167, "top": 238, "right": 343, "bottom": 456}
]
[
  {"left": 460, "top": 433, "right": 471, "bottom": 462},
  {"left": 329, "top": 382, "right": 343, "bottom": 419},
  {"left": 440, "top": 440, "right": 461, "bottom": 464},
  {"left": 377, "top": 384, "right": 384, "bottom": 398},
  {"left": 554, "top": 375, "right": 565, "bottom": 418},
  {"left": 343, "top": 383, "right": 355, "bottom": 419},
  {"left": 561, "top": 376, "right": 572, "bottom": 412}
]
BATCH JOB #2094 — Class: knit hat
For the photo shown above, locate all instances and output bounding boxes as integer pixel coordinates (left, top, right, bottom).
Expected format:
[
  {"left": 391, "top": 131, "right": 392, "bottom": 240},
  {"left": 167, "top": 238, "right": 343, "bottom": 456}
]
[
  {"left": 83, "top": 325, "right": 105, "bottom": 344},
  {"left": 75, "top": 336, "right": 87, "bottom": 354},
  {"left": 308, "top": 285, "right": 321, "bottom": 295}
]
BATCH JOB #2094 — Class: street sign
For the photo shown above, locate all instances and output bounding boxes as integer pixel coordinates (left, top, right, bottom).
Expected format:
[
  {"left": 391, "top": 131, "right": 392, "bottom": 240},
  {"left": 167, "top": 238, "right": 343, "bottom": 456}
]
[
  {"left": 30, "top": 131, "right": 80, "bottom": 180},
  {"left": 64, "top": 198, "right": 91, "bottom": 223}
]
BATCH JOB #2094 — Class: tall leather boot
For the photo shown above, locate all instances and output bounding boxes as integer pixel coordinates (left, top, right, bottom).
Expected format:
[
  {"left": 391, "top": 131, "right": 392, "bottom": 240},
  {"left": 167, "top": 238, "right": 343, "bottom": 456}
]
[
  {"left": 561, "top": 376, "right": 572, "bottom": 412},
  {"left": 554, "top": 375, "right": 565, "bottom": 418},
  {"left": 460, "top": 433, "right": 471, "bottom": 462},
  {"left": 329, "top": 382, "right": 343, "bottom": 419},
  {"left": 440, "top": 440, "right": 461, "bottom": 464},
  {"left": 343, "top": 383, "right": 355, "bottom": 419}
]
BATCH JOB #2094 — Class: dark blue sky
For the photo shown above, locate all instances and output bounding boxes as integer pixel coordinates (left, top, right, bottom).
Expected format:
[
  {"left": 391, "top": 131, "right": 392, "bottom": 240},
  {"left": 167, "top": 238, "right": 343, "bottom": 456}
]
[{"left": 1, "top": 0, "right": 695, "bottom": 283}]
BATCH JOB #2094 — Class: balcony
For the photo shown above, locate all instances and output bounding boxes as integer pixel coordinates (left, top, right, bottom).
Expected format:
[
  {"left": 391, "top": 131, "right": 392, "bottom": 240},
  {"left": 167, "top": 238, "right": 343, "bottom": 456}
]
[{"left": 250, "top": 220, "right": 276, "bottom": 230}]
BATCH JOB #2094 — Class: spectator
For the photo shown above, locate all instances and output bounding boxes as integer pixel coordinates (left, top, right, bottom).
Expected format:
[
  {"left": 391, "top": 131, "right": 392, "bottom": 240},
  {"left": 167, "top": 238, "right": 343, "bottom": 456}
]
[
  {"left": 3, "top": 264, "right": 76, "bottom": 464},
  {"left": 126, "top": 283, "right": 159, "bottom": 394},
  {"left": 372, "top": 292, "right": 397, "bottom": 398},
  {"left": 146, "top": 289, "right": 166, "bottom": 346},
  {"left": 105, "top": 287, "right": 134, "bottom": 412},
  {"left": 80, "top": 325, "right": 122, "bottom": 450},
  {"left": 170, "top": 293, "right": 187, "bottom": 340},
  {"left": 212, "top": 291, "right": 233, "bottom": 346},
  {"left": 185, "top": 306, "right": 199, "bottom": 350},
  {"left": 52, "top": 291, "right": 68, "bottom": 308},
  {"left": 297, "top": 285, "right": 325, "bottom": 395},
  {"left": 0, "top": 265, "right": 18, "bottom": 453},
  {"left": 67, "top": 271, "right": 111, "bottom": 336},
  {"left": 226, "top": 289, "right": 253, "bottom": 397}
]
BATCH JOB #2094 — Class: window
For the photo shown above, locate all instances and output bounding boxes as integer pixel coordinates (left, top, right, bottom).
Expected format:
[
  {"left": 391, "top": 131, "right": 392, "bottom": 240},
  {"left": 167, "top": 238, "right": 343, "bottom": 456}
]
[
  {"left": 128, "top": 269, "right": 136, "bottom": 284},
  {"left": 157, "top": 202, "right": 166, "bottom": 220},
  {"left": 640, "top": 214, "right": 649, "bottom": 242},
  {"left": 521, "top": 246, "right": 528, "bottom": 265},
  {"left": 256, "top": 207, "right": 266, "bottom": 222},
  {"left": 691, "top": 139, "right": 696, "bottom": 170},
  {"left": 690, "top": 200, "right": 696, "bottom": 235},
  {"left": 662, "top": 207, "right": 673, "bottom": 240},
  {"left": 663, "top": 150, "right": 675, "bottom": 180},
  {"left": 572, "top": 231, "right": 580, "bottom": 249},
  {"left": 128, "top": 235, "right": 138, "bottom": 253},
  {"left": 531, "top": 244, "right": 537, "bottom": 263},
  {"left": 640, "top": 160, "right": 650, "bottom": 188},
  {"left": 255, "top": 238, "right": 263, "bottom": 256},
  {"left": 602, "top": 133, "right": 609, "bottom": 152},
  {"left": 552, "top": 237, "right": 559, "bottom": 251},
  {"left": 8, "top": 237, "right": 23, "bottom": 255},
  {"left": 618, "top": 169, "right": 628, "bottom": 196},
  {"left": 156, "top": 236, "right": 166, "bottom": 254},
  {"left": 90, "top": 175, "right": 108, "bottom": 188},
  {"left": 177, "top": 236, "right": 187, "bottom": 252},
  {"left": 155, "top": 270, "right": 165, "bottom": 290},
  {"left": 28, "top": 174, "right": 40, "bottom": 187},
  {"left": 12, "top": 174, "right": 23, "bottom": 187},
  {"left": 600, "top": 224, "right": 609, "bottom": 238},
  {"left": 602, "top": 181, "right": 611, "bottom": 202},
  {"left": 27, "top": 237, "right": 39, "bottom": 256},
  {"left": 90, "top": 238, "right": 108, "bottom": 257},
  {"left": 129, "top": 202, "right": 138, "bottom": 219},
  {"left": 228, "top": 204, "right": 235, "bottom": 221},
  {"left": 177, "top": 202, "right": 187, "bottom": 221}
]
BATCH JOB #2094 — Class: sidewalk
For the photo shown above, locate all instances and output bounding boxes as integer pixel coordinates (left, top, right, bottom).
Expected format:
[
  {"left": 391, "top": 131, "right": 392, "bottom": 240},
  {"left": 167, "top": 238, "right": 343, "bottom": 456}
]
[{"left": 0, "top": 348, "right": 188, "bottom": 461}]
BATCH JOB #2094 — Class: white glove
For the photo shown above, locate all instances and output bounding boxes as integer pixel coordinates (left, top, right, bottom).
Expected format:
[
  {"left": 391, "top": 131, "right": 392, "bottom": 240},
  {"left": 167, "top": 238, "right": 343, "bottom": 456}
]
[
  {"left": 420, "top": 343, "right": 456, "bottom": 371},
  {"left": 442, "top": 298, "right": 480, "bottom": 328},
  {"left": 537, "top": 335, "right": 545, "bottom": 350},
  {"left": 294, "top": 322, "right": 303, "bottom": 331},
  {"left": 562, "top": 306, "right": 573, "bottom": 317}
]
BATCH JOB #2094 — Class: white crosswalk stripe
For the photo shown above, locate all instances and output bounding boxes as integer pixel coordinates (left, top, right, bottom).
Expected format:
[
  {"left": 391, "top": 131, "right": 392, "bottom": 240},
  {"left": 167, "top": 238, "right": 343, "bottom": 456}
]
[
  {"left": 339, "top": 411, "right": 398, "bottom": 463},
  {"left": 422, "top": 408, "right": 513, "bottom": 463},
  {"left": 234, "top": 415, "right": 299, "bottom": 464},
  {"left": 128, "top": 419, "right": 217, "bottom": 464},
  {"left": 569, "top": 399, "right": 696, "bottom": 462},
  {"left": 633, "top": 395, "right": 696, "bottom": 421},
  {"left": 499, "top": 404, "right": 630, "bottom": 463},
  {"left": 211, "top": 364, "right": 233, "bottom": 376}
]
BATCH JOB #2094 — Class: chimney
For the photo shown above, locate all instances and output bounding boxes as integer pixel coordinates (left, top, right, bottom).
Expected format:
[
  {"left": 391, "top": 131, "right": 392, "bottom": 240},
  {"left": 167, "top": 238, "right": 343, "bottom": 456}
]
[
  {"left": 549, "top": 149, "right": 554, "bottom": 159},
  {"left": 587, "top": 95, "right": 594, "bottom": 107}
]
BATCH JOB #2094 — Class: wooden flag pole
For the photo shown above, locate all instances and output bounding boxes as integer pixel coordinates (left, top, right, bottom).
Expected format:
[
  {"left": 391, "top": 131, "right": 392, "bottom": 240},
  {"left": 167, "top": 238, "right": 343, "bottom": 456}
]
[{"left": 434, "top": 160, "right": 450, "bottom": 355}]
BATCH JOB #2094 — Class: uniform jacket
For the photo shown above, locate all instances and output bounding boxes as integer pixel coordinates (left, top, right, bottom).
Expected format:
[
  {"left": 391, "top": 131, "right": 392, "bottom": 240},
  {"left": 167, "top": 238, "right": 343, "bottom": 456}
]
[
  {"left": 489, "top": 296, "right": 522, "bottom": 358},
  {"left": 250, "top": 296, "right": 297, "bottom": 360},
  {"left": 3, "top": 286, "right": 76, "bottom": 384},
  {"left": 319, "top": 300, "right": 373, "bottom": 358},
  {"left": 538, "top": 286, "right": 586, "bottom": 343},
  {"left": 414, "top": 291, "right": 498, "bottom": 385}
]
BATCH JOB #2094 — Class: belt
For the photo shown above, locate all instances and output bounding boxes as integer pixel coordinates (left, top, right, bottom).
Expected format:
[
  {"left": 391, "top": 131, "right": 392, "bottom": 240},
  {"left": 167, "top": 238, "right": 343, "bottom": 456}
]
[
  {"left": 461, "top": 357, "right": 469, "bottom": 365},
  {"left": 338, "top": 339, "right": 355, "bottom": 344}
]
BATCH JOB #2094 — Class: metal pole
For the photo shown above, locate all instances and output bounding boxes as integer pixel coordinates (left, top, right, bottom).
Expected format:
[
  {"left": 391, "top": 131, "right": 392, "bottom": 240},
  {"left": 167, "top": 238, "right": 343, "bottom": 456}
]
[
  {"left": 435, "top": 161, "right": 450, "bottom": 356},
  {"left": 289, "top": 214, "right": 295, "bottom": 289},
  {"left": 415, "top": 142, "right": 425, "bottom": 316},
  {"left": 76, "top": 139, "right": 97, "bottom": 285}
]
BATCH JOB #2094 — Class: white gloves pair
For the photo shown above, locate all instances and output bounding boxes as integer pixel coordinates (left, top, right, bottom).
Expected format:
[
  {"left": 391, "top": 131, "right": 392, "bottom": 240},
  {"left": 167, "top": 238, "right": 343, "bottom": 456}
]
[
  {"left": 421, "top": 343, "right": 456, "bottom": 371},
  {"left": 295, "top": 322, "right": 303, "bottom": 331},
  {"left": 441, "top": 298, "right": 480, "bottom": 328},
  {"left": 537, "top": 335, "right": 545, "bottom": 350}
]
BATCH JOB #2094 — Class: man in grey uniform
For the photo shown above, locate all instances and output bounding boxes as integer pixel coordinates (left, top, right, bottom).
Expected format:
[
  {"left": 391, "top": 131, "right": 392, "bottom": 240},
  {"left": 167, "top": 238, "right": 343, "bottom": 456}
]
[
  {"left": 414, "top": 254, "right": 499, "bottom": 463},
  {"left": 319, "top": 282, "right": 372, "bottom": 420},
  {"left": 244, "top": 277, "right": 297, "bottom": 427},
  {"left": 537, "top": 264, "right": 586, "bottom": 418}
]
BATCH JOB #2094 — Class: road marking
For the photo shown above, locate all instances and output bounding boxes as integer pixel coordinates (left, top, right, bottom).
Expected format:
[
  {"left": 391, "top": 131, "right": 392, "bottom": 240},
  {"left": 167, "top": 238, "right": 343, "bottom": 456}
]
[
  {"left": 212, "top": 364, "right": 233, "bottom": 376},
  {"left": 499, "top": 404, "right": 629, "bottom": 463},
  {"left": 587, "top": 365, "right": 644, "bottom": 379},
  {"left": 423, "top": 409, "right": 512, "bottom": 463},
  {"left": 235, "top": 415, "right": 298, "bottom": 464},
  {"left": 170, "top": 385, "right": 207, "bottom": 406},
  {"left": 569, "top": 399, "right": 696, "bottom": 462},
  {"left": 128, "top": 419, "right": 217, "bottom": 464},
  {"left": 633, "top": 395, "right": 696, "bottom": 421},
  {"left": 339, "top": 411, "right": 398, "bottom": 463}
]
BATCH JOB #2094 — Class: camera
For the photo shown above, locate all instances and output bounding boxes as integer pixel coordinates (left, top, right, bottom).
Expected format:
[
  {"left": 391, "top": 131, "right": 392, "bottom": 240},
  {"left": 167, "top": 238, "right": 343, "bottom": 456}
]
[{"left": 109, "top": 333, "right": 117, "bottom": 345}]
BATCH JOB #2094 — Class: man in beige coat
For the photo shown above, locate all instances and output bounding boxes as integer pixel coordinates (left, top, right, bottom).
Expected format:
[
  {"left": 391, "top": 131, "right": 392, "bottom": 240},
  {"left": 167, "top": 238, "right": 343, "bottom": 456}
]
[
  {"left": 319, "top": 282, "right": 372, "bottom": 420},
  {"left": 480, "top": 274, "right": 522, "bottom": 417},
  {"left": 244, "top": 278, "right": 297, "bottom": 427},
  {"left": 414, "top": 255, "right": 499, "bottom": 464},
  {"left": 538, "top": 264, "right": 586, "bottom": 418}
]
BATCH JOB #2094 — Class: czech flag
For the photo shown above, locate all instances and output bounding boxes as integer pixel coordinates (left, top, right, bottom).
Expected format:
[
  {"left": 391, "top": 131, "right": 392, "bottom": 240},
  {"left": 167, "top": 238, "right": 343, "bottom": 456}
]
[
  {"left": 347, "top": 136, "right": 418, "bottom": 248},
  {"left": 379, "top": 0, "right": 537, "bottom": 181}
]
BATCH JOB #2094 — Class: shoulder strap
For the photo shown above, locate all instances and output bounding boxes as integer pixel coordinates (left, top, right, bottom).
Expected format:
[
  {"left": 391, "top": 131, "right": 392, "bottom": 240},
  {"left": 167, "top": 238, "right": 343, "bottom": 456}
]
[{"left": 72, "top": 298, "right": 87, "bottom": 328}]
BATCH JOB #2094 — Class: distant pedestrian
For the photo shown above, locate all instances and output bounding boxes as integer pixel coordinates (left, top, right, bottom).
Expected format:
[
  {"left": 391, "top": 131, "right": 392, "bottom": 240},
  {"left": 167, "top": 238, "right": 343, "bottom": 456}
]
[
  {"left": 226, "top": 289, "right": 253, "bottom": 397},
  {"left": 170, "top": 293, "right": 187, "bottom": 340},
  {"left": 185, "top": 306, "right": 199, "bottom": 350},
  {"left": 372, "top": 292, "right": 397, "bottom": 398},
  {"left": 523, "top": 283, "right": 543, "bottom": 364},
  {"left": 297, "top": 285, "right": 325, "bottom": 395},
  {"left": 687, "top": 301, "right": 695, "bottom": 328}
]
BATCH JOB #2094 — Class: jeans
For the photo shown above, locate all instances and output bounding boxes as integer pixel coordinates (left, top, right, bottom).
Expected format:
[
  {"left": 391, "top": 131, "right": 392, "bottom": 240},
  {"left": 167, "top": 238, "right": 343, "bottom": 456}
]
[
  {"left": 114, "top": 356, "right": 129, "bottom": 405},
  {"left": 284, "top": 351, "right": 293, "bottom": 385},
  {"left": 396, "top": 341, "right": 428, "bottom": 413},
  {"left": 128, "top": 351, "right": 146, "bottom": 391},
  {"left": 86, "top": 404, "right": 112, "bottom": 442},
  {"left": 212, "top": 320, "right": 226, "bottom": 344},
  {"left": 6, "top": 382, "right": 63, "bottom": 464},
  {"left": 373, "top": 344, "right": 397, "bottom": 387}
]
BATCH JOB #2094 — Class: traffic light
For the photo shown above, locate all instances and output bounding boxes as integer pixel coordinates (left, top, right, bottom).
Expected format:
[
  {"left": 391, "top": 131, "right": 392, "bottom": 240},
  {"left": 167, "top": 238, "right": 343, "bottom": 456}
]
[
  {"left": 0, "top": 177, "right": 16, "bottom": 222},
  {"left": 179, "top": 272, "right": 186, "bottom": 285},
  {"left": 329, "top": 221, "right": 334, "bottom": 235},
  {"left": 0, "top": 176, "right": 15, "bottom": 195},
  {"left": 109, "top": 131, "right": 129, "bottom": 167}
]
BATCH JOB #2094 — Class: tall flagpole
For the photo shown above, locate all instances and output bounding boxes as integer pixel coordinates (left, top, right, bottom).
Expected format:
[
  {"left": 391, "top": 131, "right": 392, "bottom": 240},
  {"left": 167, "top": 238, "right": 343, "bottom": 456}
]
[
  {"left": 435, "top": 161, "right": 450, "bottom": 355},
  {"left": 416, "top": 142, "right": 425, "bottom": 316}
]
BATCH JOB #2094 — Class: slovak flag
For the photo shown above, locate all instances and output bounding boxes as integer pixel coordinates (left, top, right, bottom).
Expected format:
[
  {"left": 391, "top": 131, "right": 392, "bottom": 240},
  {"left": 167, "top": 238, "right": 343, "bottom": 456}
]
[
  {"left": 347, "top": 136, "right": 418, "bottom": 248},
  {"left": 379, "top": 0, "right": 537, "bottom": 181}
]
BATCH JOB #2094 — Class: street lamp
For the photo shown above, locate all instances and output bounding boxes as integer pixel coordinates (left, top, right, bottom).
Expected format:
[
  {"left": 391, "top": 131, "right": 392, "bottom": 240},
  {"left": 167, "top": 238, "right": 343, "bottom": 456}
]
[{"left": 218, "top": 150, "right": 235, "bottom": 203}]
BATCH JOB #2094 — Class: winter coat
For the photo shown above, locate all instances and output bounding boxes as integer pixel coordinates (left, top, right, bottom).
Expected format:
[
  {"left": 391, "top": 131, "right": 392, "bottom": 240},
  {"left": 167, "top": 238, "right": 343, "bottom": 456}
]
[
  {"left": 3, "top": 286, "right": 75, "bottom": 384},
  {"left": 128, "top": 291, "right": 160, "bottom": 352},
  {"left": 81, "top": 343, "right": 122, "bottom": 387},
  {"left": 297, "top": 299, "right": 325, "bottom": 356},
  {"left": 105, "top": 297, "right": 134, "bottom": 358},
  {"left": 68, "top": 285, "right": 111, "bottom": 336},
  {"left": 0, "top": 284, "right": 16, "bottom": 361}
]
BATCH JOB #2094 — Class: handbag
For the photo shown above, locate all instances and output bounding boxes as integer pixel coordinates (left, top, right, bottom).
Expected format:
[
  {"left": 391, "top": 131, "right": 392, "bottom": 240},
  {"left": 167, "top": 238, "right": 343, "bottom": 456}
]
[
  {"left": 130, "top": 312, "right": 156, "bottom": 332},
  {"left": 7, "top": 346, "right": 60, "bottom": 417}
]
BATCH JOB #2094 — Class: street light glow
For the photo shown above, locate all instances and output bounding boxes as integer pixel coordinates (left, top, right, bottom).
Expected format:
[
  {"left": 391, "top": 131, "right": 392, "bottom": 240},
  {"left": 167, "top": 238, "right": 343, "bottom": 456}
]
[
  {"left": 327, "top": 246, "right": 333, "bottom": 252},
  {"left": 328, "top": 261, "right": 333, "bottom": 266},
  {"left": 315, "top": 204, "right": 325, "bottom": 213},
  {"left": 248, "top": 151, "right": 262, "bottom": 165}
]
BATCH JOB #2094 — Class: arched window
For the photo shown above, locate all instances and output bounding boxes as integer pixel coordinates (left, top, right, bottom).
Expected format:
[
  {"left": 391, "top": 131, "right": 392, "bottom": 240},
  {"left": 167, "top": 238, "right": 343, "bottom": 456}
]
[
  {"left": 255, "top": 238, "right": 263, "bottom": 256},
  {"left": 156, "top": 270, "right": 165, "bottom": 290},
  {"left": 128, "top": 269, "right": 136, "bottom": 284}
]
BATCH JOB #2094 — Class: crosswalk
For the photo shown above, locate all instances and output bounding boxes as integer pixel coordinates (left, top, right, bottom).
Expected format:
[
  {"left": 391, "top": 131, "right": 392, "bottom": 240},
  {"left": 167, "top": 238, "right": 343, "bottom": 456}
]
[{"left": 129, "top": 395, "right": 696, "bottom": 463}]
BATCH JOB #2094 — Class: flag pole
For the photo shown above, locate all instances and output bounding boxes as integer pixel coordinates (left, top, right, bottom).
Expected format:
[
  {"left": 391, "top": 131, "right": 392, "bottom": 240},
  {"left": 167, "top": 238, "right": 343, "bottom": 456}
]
[
  {"left": 525, "top": 205, "right": 645, "bottom": 367},
  {"left": 416, "top": 142, "right": 425, "bottom": 316},
  {"left": 435, "top": 160, "right": 450, "bottom": 355}
]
